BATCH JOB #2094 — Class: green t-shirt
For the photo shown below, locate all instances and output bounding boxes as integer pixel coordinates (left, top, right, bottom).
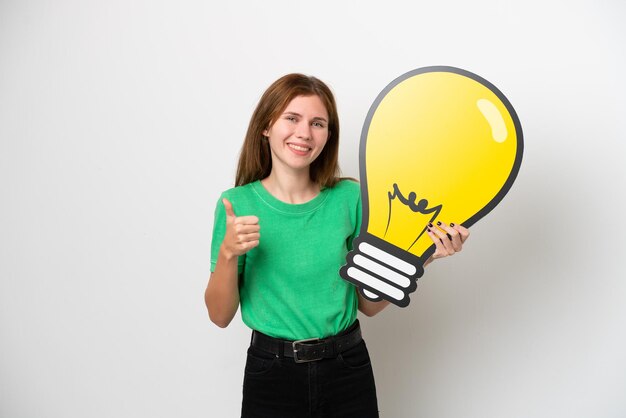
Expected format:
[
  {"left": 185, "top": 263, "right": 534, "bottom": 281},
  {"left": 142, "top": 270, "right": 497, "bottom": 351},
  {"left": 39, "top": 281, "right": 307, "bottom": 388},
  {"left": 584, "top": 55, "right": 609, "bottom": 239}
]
[{"left": 210, "top": 179, "right": 361, "bottom": 340}]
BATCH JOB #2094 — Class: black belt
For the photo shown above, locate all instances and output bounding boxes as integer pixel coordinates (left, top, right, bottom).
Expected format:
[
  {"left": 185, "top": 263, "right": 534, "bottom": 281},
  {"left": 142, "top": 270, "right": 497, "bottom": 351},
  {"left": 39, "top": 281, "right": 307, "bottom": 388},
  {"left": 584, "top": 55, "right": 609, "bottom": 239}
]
[{"left": 250, "top": 320, "right": 363, "bottom": 363}]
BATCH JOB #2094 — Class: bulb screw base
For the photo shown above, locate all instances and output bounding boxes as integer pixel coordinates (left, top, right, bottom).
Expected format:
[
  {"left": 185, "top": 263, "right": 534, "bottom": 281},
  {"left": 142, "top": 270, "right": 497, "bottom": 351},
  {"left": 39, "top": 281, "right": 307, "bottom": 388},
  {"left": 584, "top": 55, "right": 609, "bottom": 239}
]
[{"left": 340, "top": 233, "right": 424, "bottom": 307}]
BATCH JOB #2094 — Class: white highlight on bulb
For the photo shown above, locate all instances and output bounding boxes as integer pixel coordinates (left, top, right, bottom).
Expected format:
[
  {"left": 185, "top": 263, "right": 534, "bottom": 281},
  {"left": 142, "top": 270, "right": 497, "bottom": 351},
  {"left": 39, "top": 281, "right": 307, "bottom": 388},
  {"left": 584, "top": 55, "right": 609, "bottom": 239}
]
[{"left": 477, "top": 98, "right": 508, "bottom": 143}]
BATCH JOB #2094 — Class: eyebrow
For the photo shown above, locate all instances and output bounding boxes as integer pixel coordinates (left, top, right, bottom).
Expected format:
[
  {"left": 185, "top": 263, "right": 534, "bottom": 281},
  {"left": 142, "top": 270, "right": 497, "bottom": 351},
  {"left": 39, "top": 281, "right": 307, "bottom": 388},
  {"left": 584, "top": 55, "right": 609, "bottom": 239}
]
[{"left": 282, "top": 111, "right": 328, "bottom": 123}]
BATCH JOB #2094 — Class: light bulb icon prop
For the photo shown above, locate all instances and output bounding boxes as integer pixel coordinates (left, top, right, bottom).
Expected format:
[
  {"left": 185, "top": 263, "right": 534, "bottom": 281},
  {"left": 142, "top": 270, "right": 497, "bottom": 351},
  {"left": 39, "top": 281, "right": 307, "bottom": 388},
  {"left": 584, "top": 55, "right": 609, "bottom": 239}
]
[{"left": 340, "top": 66, "right": 523, "bottom": 307}]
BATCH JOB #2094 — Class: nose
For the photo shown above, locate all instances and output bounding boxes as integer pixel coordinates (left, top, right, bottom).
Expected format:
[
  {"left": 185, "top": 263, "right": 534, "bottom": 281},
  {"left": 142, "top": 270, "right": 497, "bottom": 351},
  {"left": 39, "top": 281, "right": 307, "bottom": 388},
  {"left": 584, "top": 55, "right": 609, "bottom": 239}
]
[{"left": 295, "top": 121, "right": 311, "bottom": 140}]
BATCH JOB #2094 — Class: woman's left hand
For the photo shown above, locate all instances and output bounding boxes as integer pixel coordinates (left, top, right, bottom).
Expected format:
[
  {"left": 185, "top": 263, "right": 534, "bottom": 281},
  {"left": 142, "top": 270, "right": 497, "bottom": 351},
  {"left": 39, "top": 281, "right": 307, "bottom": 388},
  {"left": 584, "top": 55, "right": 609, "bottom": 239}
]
[{"left": 425, "top": 221, "right": 470, "bottom": 262}]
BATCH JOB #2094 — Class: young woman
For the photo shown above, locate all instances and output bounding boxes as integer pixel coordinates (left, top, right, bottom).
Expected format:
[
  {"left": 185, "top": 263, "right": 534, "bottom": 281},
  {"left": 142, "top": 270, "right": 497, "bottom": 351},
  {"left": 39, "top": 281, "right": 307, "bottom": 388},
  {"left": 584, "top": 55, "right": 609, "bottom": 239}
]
[{"left": 205, "top": 73, "right": 469, "bottom": 417}]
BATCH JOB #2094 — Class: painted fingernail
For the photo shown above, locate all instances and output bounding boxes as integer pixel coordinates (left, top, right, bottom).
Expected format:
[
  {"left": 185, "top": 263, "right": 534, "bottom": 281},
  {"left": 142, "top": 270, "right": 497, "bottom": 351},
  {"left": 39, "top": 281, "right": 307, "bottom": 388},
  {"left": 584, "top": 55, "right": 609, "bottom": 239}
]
[
  {"left": 437, "top": 221, "right": 442, "bottom": 226},
  {"left": 428, "top": 223, "right": 433, "bottom": 227},
  {"left": 427, "top": 227, "right": 431, "bottom": 232},
  {"left": 447, "top": 233, "right": 452, "bottom": 240},
  {"left": 450, "top": 223, "right": 455, "bottom": 227}
]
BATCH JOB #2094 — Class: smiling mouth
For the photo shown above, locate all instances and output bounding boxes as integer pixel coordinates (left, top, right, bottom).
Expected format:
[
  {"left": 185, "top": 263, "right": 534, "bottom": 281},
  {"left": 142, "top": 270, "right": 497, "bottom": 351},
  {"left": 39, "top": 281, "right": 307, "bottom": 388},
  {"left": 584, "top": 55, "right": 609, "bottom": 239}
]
[{"left": 288, "top": 143, "right": 311, "bottom": 152}]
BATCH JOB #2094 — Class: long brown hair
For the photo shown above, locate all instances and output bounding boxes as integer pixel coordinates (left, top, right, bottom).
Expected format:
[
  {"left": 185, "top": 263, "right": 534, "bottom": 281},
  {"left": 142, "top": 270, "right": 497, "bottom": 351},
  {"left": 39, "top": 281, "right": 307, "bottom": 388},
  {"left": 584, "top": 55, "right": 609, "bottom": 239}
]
[{"left": 235, "top": 74, "right": 341, "bottom": 188}]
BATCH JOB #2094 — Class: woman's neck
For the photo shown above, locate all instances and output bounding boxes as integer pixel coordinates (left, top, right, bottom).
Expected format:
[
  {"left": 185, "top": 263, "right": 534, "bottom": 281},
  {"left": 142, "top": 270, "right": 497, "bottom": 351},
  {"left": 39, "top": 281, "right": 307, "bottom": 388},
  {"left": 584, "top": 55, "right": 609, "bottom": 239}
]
[{"left": 261, "top": 169, "right": 320, "bottom": 204}]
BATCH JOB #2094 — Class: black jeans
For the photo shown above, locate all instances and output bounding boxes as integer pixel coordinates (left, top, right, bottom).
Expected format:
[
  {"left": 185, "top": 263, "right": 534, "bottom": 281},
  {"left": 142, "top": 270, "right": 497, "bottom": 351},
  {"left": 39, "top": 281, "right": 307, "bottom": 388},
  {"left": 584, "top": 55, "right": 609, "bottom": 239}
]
[{"left": 241, "top": 333, "right": 379, "bottom": 417}]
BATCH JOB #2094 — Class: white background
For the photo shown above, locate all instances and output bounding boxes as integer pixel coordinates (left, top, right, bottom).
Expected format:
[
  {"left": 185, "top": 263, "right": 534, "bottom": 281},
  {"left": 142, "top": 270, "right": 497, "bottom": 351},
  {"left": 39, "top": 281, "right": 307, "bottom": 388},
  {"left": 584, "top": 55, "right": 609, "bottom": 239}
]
[{"left": 2, "top": 0, "right": 625, "bottom": 417}]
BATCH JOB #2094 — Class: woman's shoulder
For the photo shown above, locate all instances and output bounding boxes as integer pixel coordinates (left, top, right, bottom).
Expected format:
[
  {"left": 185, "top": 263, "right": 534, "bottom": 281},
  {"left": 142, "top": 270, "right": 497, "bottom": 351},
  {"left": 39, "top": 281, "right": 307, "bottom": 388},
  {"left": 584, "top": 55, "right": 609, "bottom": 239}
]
[
  {"left": 219, "top": 181, "right": 258, "bottom": 199},
  {"left": 214, "top": 182, "right": 261, "bottom": 215},
  {"left": 324, "top": 178, "right": 361, "bottom": 206},
  {"left": 330, "top": 177, "right": 360, "bottom": 195}
]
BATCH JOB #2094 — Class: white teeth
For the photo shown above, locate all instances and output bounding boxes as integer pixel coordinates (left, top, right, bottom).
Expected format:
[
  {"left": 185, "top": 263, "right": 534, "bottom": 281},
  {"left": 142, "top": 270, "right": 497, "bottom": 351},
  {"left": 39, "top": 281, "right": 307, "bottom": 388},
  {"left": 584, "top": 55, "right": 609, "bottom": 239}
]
[{"left": 288, "top": 143, "right": 310, "bottom": 152}]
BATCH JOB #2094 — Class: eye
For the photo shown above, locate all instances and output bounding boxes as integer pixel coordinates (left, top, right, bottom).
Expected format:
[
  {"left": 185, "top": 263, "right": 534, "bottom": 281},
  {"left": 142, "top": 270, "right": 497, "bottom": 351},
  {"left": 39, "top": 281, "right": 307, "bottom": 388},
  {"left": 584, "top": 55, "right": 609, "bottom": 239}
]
[
  {"left": 285, "top": 116, "right": 297, "bottom": 122},
  {"left": 312, "top": 121, "right": 326, "bottom": 128}
]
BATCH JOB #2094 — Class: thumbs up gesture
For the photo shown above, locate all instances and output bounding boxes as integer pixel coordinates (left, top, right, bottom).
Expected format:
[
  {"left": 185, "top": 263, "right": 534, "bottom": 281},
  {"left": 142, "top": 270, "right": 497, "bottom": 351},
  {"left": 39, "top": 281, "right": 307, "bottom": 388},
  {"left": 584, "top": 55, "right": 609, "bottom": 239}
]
[{"left": 220, "top": 198, "right": 260, "bottom": 258}]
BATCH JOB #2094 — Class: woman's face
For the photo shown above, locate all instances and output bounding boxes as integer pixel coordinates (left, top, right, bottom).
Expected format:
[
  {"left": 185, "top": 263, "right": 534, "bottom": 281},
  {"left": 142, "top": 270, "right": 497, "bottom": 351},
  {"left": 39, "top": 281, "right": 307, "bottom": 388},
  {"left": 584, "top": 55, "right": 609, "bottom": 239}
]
[{"left": 263, "top": 94, "right": 330, "bottom": 175}]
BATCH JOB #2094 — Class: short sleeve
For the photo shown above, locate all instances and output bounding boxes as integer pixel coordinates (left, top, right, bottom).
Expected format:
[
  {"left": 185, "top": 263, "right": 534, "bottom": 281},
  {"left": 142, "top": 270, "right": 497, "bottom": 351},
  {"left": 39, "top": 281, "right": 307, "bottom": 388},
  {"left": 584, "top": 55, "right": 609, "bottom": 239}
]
[{"left": 210, "top": 194, "right": 245, "bottom": 274}]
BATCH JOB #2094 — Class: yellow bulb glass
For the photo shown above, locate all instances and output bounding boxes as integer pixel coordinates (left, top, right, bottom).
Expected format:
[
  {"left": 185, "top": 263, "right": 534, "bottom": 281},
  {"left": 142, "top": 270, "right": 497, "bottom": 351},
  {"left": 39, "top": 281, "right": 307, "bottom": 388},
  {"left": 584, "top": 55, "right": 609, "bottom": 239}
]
[
  {"left": 366, "top": 70, "right": 519, "bottom": 255},
  {"left": 340, "top": 66, "right": 523, "bottom": 307}
]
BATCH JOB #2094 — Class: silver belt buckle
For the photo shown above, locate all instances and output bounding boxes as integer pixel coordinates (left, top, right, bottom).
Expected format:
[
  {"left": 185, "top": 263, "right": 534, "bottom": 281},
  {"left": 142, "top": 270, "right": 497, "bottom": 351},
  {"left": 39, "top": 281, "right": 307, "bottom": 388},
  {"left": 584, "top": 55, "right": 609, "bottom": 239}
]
[{"left": 292, "top": 338, "right": 322, "bottom": 363}]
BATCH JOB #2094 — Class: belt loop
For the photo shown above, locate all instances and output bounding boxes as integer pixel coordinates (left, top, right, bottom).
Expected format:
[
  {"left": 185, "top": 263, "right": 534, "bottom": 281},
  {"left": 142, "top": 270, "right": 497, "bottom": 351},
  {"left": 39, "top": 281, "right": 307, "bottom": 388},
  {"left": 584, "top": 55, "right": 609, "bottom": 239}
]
[
  {"left": 278, "top": 339, "right": 284, "bottom": 358},
  {"left": 330, "top": 338, "right": 337, "bottom": 358}
]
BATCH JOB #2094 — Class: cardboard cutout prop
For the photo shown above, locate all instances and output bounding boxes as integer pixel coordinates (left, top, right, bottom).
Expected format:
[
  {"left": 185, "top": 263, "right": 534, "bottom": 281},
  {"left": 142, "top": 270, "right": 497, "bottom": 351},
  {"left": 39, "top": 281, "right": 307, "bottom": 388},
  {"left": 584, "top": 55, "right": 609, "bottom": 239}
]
[{"left": 340, "top": 66, "right": 523, "bottom": 307}]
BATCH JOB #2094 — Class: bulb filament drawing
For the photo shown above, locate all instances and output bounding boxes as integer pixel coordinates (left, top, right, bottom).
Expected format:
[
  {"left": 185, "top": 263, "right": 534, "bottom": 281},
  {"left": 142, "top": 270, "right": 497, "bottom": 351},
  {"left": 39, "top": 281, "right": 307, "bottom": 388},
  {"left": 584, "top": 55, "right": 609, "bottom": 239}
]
[{"left": 386, "top": 183, "right": 442, "bottom": 251}]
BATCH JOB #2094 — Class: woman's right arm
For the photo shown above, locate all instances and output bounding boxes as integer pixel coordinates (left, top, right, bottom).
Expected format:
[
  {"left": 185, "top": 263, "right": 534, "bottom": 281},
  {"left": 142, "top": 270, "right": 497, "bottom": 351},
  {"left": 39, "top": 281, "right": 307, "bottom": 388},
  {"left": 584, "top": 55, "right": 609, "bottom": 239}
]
[
  {"left": 205, "top": 198, "right": 260, "bottom": 328},
  {"left": 205, "top": 249, "right": 241, "bottom": 328}
]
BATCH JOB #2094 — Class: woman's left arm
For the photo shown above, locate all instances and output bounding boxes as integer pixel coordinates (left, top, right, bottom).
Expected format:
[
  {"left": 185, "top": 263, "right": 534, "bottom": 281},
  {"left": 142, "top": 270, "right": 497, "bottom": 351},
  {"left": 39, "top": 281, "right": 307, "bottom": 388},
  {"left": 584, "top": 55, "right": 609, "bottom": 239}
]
[
  {"left": 357, "top": 293, "right": 390, "bottom": 317},
  {"left": 356, "top": 221, "right": 470, "bottom": 316}
]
